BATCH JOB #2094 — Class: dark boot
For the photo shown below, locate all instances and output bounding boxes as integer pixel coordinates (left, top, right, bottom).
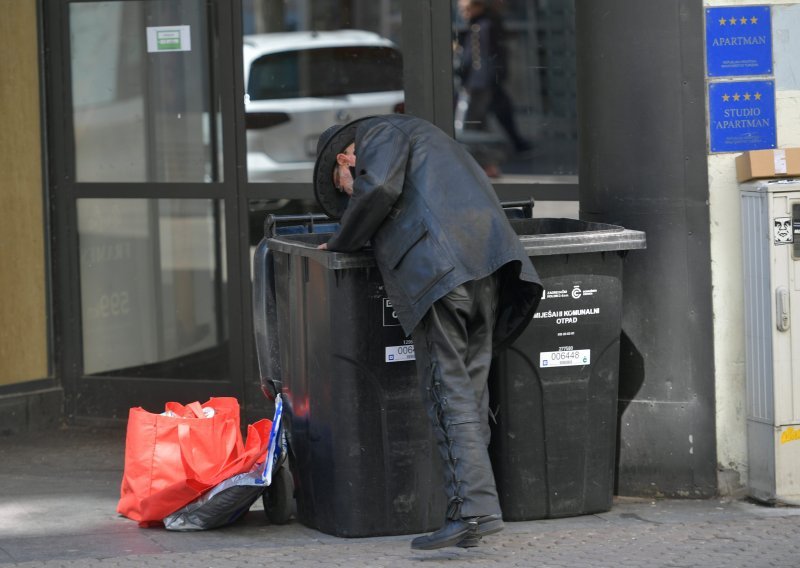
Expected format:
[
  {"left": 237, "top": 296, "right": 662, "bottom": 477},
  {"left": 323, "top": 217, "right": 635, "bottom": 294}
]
[
  {"left": 410, "top": 519, "right": 478, "bottom": 550},
  {"left": 456, "top": 514, "right": 505, "bottom": 548}
]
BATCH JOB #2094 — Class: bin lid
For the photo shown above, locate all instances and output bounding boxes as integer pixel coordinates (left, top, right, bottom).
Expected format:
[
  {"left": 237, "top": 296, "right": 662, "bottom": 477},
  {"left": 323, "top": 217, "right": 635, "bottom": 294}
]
[
  {"left": 267, "top": 233, "right": 377, "bottom": 269},
  {"left": 513, "top": 218, "right": 646, "bottom": 256},
  {"left": 267, "top": 218, "right": 646, "bottom": 268}
]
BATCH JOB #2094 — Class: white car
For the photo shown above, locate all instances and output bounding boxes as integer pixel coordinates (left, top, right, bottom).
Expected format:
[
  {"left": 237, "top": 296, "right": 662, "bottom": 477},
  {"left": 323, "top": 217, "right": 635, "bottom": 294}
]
[{"left": 243, "top": 30, "right": 404, "bottom": 183}]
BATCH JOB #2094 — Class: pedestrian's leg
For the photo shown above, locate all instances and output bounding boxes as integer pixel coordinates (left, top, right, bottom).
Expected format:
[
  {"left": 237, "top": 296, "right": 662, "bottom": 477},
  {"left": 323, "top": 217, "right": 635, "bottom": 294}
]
[
  {"left": 490, "top": 86, "right": 531, "bottom": 153},
  {"left": 464, "top": 88, "right": 492, "bottom": 131}
]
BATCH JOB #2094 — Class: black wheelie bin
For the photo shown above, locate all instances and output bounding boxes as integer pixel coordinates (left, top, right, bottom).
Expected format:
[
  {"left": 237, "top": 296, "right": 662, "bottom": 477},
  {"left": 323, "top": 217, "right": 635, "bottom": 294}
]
[
  {"left": 489, "top": 217, "right": 646, "bottom": 520},
  {"left": 252, "top": 215, "right": 445, "bottom": 538}
]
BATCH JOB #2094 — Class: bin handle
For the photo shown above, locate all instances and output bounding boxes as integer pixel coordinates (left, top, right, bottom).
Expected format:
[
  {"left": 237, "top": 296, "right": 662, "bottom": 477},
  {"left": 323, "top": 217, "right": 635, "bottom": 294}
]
[
  {"left": 253, "top": 237, "right": 283, "bottom": 400},
  {"left": 500, "top": 198, "right": 535, "bottom": 218},
  {"left": 265, "top": 213, "right": 332, "bottom": 238}
]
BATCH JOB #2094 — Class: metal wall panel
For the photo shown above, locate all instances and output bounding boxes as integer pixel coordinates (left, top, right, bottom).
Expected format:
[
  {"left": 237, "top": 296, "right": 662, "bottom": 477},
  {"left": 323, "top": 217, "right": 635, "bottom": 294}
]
[
  {"left": 575, "top": 0, "right": 717, "bottom": 497},
  {"left": 741, "top": 189, "right": 774, "bottom": 424}
]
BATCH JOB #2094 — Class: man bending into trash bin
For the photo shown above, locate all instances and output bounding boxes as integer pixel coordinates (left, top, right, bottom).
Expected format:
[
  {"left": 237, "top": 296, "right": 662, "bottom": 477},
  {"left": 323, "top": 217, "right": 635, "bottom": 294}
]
[{"left": 314, "top": 114, "right": 542, "bottom": 550}]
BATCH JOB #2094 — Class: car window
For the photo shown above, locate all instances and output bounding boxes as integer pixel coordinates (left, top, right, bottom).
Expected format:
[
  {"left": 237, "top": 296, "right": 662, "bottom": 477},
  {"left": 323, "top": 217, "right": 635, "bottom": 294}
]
[{"left": 247, "top": 46, "right": 403, "bottom": 100}]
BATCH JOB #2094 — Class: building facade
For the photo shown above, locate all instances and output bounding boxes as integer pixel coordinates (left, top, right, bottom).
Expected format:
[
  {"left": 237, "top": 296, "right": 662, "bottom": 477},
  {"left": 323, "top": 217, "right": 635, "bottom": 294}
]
[{"left": 3, "top": 0, "right": 799, "bottom": 500}]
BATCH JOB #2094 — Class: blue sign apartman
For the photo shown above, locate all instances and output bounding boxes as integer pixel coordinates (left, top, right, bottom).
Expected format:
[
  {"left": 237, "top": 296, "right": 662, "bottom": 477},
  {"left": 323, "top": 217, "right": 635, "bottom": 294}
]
[
  {"left": 709, "top": 80, "right": 775, "bottom": 153},
  {"left": 706, "top": 6, "right": 772, "bottom": 77}
]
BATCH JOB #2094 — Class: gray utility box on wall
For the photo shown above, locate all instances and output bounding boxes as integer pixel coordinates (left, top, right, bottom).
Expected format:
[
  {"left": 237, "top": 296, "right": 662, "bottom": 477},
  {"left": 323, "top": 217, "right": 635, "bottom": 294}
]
[{"left": 741, "top": 180, "right": 800, "bottom": 505}]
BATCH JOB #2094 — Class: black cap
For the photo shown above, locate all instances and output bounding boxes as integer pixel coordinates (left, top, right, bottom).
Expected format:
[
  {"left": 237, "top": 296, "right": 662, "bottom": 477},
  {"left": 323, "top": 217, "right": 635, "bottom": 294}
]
[{"left": 313, "top": 117, "right": 372, "bottom": 219}]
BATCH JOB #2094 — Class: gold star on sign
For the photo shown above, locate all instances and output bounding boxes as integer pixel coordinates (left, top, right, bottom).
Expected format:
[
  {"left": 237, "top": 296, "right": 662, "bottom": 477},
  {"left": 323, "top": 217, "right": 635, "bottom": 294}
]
[
  {"left": 729, "top": 17, "right": 737, "bottom": 25},
  {"left": 719, "top": 17, "right": 727, "bottom": 25},
  {"left": 751, "top": 16, "right": 758, "bottom": 24},
  {"left": 754, "top": 92, "right": 762, "bottom": 100},
  {"left": 740, "top": 17, "right": 747, "bottom": 24},
  {"left": 733, "top": 93, "right": 741, "bottom": 101},
  {"left": 743, "top": 93, "right": 751, "bottom": 101},
  {"left": 723, "top": 94, "right": 731, "bottom": 102}
]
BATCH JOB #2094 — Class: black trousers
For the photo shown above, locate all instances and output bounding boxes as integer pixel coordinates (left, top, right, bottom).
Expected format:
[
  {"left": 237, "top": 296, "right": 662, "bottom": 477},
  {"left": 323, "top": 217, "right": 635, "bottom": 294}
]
[{"left": 412, "top": 274, "right": 502, "bottom": 520}]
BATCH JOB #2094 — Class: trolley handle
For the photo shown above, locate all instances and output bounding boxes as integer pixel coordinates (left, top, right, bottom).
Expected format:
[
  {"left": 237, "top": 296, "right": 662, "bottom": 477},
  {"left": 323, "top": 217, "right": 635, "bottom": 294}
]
[{"left": 265, "top": 213, "right": 332, "bottom": 238}]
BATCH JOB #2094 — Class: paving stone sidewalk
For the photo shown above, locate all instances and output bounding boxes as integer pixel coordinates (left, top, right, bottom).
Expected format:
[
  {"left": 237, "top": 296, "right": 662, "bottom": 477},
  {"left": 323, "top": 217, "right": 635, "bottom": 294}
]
[{"left": 2, "top": 426, "right": 799, "bottom": 567}]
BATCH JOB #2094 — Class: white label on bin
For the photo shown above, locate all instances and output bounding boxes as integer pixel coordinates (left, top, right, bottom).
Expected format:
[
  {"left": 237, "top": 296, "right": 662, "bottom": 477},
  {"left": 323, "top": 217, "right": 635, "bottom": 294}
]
[
  {"left": 539, "top": 349, "right": 591, "bottom": 368},
  {"left": 386, "top": 344, "right": 415, "bottom": 362}
]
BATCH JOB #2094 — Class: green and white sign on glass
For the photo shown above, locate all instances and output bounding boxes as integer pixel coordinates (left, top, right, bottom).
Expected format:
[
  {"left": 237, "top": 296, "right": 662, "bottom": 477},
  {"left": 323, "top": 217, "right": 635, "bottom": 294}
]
[{"left": 146, "top": 25, "right": 191, "bottom": 53}]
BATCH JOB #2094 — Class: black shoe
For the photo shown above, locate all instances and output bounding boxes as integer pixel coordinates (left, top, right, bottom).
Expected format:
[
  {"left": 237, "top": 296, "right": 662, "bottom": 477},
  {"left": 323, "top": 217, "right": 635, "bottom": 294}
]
[
  {"left": 456, "top": 535, "right": 482, "bottom": 548},
  {"left": 456, "top": 514, "right": 505, "bottom": 548},
  {"left": 472, "top": 514, "right": 505, "bottom": 536},
  {"left": 410, "top": 519, "right": 478, "bottom": 550}
]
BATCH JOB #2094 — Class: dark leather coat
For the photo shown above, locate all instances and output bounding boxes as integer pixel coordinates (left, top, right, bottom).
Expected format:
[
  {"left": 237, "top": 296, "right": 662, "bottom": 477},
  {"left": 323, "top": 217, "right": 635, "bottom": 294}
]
[{"left": 326, "top": 115, "right": 541, "bottom": 349}]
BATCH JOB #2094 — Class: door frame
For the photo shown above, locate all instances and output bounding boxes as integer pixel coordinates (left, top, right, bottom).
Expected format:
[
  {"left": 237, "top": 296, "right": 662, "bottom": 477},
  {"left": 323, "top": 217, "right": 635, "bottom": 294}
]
[{"left": 45, "top": 0, "right": 247, "bottom": 420}]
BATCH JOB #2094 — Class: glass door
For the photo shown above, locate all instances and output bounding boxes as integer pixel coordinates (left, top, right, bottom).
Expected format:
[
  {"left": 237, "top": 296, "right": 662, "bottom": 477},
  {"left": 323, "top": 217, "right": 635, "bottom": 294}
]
[
  {"left": 235, "top": 0, "right": 408, "bottom": 410},
  {"left": 238, "top": 0, "right": 406, "bottom": 245},
  {"left": 49, "top": 0, "right": 243, "bottom": 419},
  {"left": 45, "top": 0, "right": 575, "bottom": 421}
]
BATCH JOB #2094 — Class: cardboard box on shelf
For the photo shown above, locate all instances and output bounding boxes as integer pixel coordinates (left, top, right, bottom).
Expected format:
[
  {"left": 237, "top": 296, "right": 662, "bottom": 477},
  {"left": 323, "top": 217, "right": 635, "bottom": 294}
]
[{"left": 735, "top": 148, "right": 800, "bottom": 183}]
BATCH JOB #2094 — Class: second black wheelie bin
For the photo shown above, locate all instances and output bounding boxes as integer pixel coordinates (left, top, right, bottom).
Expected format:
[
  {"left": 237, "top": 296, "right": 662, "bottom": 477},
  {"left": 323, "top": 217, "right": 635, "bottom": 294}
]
[{"left": 490, "top": 217, "right": 646, "bottom": 520}]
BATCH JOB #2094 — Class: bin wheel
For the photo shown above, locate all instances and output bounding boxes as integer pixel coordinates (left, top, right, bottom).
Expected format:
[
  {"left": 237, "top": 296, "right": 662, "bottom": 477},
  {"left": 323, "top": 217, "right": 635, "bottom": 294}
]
[{"left": 263, "top": 463, "right": 293, "bottom": 525}]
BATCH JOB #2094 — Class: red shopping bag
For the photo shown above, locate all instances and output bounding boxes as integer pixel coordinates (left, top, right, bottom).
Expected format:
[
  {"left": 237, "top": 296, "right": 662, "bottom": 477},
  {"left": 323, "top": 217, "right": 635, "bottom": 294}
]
[{"left": 117, "top": 397, "right": 272, "bottom": 524}]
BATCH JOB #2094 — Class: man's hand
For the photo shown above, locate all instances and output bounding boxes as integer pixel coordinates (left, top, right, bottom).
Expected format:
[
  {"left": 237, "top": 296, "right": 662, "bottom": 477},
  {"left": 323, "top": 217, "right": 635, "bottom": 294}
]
[{"left": 317, "top": 242, "right": 328, "bottom": 250}]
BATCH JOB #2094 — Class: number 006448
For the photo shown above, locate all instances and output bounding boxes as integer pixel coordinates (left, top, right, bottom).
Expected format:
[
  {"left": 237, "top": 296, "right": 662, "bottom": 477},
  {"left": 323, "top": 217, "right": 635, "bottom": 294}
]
[{"left": 538, "top": 349, "right": 591, "bottom": 368}]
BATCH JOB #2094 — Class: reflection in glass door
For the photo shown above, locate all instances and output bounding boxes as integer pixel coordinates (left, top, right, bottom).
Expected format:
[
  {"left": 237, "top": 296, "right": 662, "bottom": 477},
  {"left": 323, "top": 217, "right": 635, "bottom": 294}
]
[
  {"left": 241, "top": 0, "right": 404, "bottom": 185},
  {"left": 241, "top": 0, "right": 405, "bottom": 255},
  {"left": 70, "top": 0, "right": 223, "bottom": 182},
  {"left": 58, "top": 0, "right": 237, "bottom": 417},
  {"left": 237, "top": 1, "right": 407, "bottom": 410},
  {"left": 77, "top": 199, "right": 228, "bottom": 379},
  {"left": 452, "top": 0, "right": 577, "bottom": 180}
]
